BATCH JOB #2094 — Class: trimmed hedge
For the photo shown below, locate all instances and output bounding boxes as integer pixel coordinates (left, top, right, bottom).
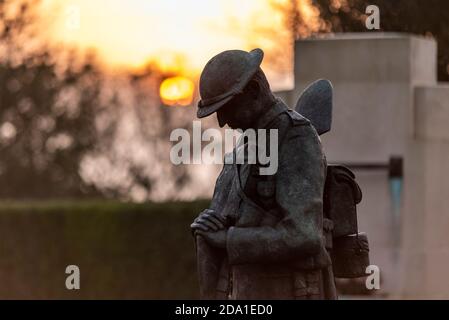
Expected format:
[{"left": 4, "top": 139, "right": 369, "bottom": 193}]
[{"left": 0, "top": 200, "right": 209, "bottom": 299}]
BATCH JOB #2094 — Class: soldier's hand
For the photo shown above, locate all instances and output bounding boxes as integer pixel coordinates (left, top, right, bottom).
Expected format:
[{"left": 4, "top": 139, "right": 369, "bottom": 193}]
[
  {"left": 190, "top": 209, "right": 226, "bottom": 233},
  {"left": 194, "top": 229, "right": 227, "bottom": 249}
]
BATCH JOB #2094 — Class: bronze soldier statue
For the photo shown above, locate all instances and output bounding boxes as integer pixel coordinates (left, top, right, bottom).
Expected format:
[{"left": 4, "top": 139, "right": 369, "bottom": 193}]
[{"left": 190, "top": 48, "right": 368, "bottom": 300}]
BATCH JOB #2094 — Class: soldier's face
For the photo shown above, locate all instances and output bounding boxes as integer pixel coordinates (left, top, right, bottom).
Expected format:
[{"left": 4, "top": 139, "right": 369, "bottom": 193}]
[{"left": 216, "top": 88, "right": 257, "bottom": 130}]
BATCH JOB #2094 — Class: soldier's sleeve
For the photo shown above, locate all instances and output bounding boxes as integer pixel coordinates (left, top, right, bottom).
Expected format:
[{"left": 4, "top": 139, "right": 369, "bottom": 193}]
[
  {"left": 209, "top": 158, "right": 234, "bottom": 213},
  {"left": 226, "top": 123, "right": 326, "bottom": 264},
  {"left": 195, "top": 159, "right": 234, "bottom": 299}
]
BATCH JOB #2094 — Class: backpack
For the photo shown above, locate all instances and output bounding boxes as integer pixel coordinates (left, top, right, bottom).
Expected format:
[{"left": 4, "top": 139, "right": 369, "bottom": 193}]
[
  {"left": 295, "top": 79, "right": 370, "bottom": 279},
  {"left": 324, "top": 165, "right": 369, "bottom": 278}
]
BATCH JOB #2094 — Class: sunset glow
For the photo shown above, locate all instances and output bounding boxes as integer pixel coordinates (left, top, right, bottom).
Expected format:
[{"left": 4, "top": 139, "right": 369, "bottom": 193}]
[{"left": 38, "top": 0, "right": 324, "bottom": 89}]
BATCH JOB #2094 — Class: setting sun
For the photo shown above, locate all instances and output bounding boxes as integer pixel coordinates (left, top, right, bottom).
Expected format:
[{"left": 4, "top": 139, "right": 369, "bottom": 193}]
[{"left": 160, "top": 76, "right": 195, "bottom": 106}]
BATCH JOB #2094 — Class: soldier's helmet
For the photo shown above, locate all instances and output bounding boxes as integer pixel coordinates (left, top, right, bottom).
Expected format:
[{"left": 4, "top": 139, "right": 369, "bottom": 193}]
[{"left": 197, "top": 48, "right": 264, "bottom": 118}]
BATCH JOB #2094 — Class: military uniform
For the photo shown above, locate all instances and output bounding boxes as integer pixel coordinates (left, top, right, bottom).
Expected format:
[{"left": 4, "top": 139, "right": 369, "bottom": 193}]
[
  {"left": 199, "top": 99, "right": 337, "bottom": 300},
  {"left": 193, "top": 48, "right": 337, "bottom": 299}
]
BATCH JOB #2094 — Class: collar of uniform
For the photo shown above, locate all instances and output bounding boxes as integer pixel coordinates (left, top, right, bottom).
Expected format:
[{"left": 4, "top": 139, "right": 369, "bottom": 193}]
[{"left": 255, "top": 98, "right": 288, "bottom": 129}]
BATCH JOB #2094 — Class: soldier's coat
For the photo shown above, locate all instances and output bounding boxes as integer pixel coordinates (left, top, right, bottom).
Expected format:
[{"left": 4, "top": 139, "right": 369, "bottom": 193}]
[{"left": 196, "top": 99, "right": 337, "bottom": 300}]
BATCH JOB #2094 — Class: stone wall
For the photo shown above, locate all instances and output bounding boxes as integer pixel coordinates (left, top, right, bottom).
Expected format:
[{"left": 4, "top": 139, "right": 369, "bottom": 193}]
[{"left": 401, "top": 85, "right": 449, "bottom": 298}]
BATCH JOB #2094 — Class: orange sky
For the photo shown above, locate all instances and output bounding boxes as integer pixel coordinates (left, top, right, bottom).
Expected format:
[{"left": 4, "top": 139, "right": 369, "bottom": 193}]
[{"left": 37, "top": 0, "right": 323, "bottom": 89}]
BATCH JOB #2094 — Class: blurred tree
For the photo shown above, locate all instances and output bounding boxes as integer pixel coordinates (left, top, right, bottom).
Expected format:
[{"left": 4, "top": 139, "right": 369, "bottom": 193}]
[
  {"left": 313, "top": 0, "right": 449, "bottom": 81},
  {"left": 0, "top": 0, "right": 106, "bottom": 198},
  {"left": 0, "top": 0, "right": 190, "bottom": 200}
]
